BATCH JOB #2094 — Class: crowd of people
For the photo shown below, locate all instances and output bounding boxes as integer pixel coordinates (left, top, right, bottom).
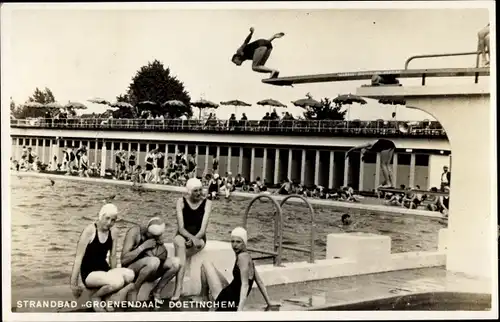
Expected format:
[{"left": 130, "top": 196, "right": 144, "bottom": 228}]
[{"left": 71, "top": 179, "right": 279, "bottom": 312}]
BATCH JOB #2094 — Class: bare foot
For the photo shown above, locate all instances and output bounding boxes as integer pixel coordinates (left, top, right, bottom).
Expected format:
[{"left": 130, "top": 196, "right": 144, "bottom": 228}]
[
  {"left": 90, "top": 296, "right": 106, "bottom": 312},
  {"left": 270, "top": 70, "right": 280, "bottom": 78}
]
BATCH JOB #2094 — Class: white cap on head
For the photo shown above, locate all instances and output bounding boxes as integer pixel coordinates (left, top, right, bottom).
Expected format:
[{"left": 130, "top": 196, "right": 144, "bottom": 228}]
[
  {"left": 147, "top": 217, "right": 166, "bottom": 236},
  {"left": 99, "top": 204, "right": 118, "bottom": 220},
  {"left": 213, "top": 173, "right": 219, "bottom": 179},
  {"left": 231, "top": 227, "right": 248, "bottom": 246},
  {"left": 186, "top": 178, "right": 202, "bottom": 194}
]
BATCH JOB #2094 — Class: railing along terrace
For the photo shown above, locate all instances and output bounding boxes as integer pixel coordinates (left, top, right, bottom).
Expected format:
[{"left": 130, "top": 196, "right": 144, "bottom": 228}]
[{"left": 10, "top": 118, "right": 446, "bottom": 138}]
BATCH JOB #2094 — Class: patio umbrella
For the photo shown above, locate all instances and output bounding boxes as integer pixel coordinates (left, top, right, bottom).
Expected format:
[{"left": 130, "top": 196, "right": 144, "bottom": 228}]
[
  {"left": 333, "top": 94, "right": 367, "bottom": 121},
  {"left": 333, "top": 94, "right": 367, "bottom": 105},
  {"left": 65, "top": 101, "right": 87, "bottom": 110},
  {"left": 87, "top": 97, "right": 110, "bottom": 105},
  {"left": 220, "top": 99, "right": 251, "bottom": 116},
  {"left": 162, "top": 100, "right": 186, "bottom": 107},
  {"left": 257, "top": 99, "right": 287, "bottom": 114},
  {"left": 192, "top": 99, "right": 219, "bottom": 119},
  {"left": 291, "top": 98, "right": 322, "bottom": 108},
  {"left": 136, "top": 100, "right": 159, "bottom": 116},
  {"left": 22, "top": 102, "right": 44, "bottom": 108},
  {"left": 44, "top": 101, "right": 64, "bottom": 109}
]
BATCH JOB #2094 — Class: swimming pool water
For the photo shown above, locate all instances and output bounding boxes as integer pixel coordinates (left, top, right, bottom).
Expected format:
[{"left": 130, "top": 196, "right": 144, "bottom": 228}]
[{"left": 10, "top": 176, "right": 446, "bottom": 290}]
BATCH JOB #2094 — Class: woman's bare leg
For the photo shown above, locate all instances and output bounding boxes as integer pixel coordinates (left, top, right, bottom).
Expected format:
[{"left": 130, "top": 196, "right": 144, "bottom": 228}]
[
  {"left": 252, "top": 47, "right": 279, "bottom": 77},
  {"left": 172, "top": 235, "right": 187, "bottom": 300},
  {"left": 380, "top": 149, "right": 395, "bottom": 187}
]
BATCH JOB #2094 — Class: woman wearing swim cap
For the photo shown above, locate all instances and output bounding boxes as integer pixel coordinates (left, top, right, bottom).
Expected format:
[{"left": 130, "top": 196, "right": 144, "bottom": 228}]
[
  {"left": 201, "top": 227, "right": 278, "bottom": 311},
  {"left": 70, "top": 204, "right": 135, "bottom": 311},
  {"left": 172, "top": 178, "right": 212, "bottom": 301},
  {"left": 121, "top": 216, "right": 181, "bottom": 302},
  {"left": 232, "top": 27, "right": 285, "bottom": 78}
]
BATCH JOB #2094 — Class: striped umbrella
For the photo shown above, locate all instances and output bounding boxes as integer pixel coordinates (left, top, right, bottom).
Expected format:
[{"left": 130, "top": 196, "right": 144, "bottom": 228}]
[
  {"left": 22, "top": 102, "right": 45, "bottom": 108},
  {"left": 65, "top": 101, "right": 87, "bottom": 110}
]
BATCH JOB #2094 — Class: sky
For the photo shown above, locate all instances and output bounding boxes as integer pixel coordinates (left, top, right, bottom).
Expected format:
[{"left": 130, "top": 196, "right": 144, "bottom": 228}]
[{"left": 1, "top": 2, "right": 492, "bottom": 120}]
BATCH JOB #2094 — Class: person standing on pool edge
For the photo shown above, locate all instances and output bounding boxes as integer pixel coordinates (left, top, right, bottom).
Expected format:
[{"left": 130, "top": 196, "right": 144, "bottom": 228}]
[
  {"left": 171, "top": 177, "right": 212, "bottom": 301},
  {"left": 346, "top": 139, "right": 396, "bottom": 188},
  {"left": 231, "top": 27, "right": 285, "bottom": 78}
]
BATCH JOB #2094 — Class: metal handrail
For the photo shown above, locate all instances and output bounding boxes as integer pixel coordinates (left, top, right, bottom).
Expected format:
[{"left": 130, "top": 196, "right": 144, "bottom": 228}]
[
  {"left": 243, "top": 194, "right": 284, "bottom": 266},
  {"left": 404, "top": 51, "right": 482, "bottom": 70},
  {"left": 10, "top": 118, "right": 447, "bottom": 137},
  {"left": 279, "top": 195, "right": 316, "bottom": 264}
]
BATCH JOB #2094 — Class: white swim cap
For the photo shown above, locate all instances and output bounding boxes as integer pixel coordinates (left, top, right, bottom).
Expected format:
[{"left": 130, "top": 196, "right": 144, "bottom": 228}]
[
  {"left": 213, "top": 173, "right": 219, "bottom": 179},
  {"left": 99, "top": 204, "right": 118, "bottom": 220},
  {"left": 147, "top": 217, "right": 165, "bottom": 236},
  {"left": 231, "top": 227, "right": 248, "bottom": 246},
  {"left": 186, "top": 178, "right": 202, "bottom": 194},
  {"left": 228, "top": 172, "right": 232, "bottom": 176}
]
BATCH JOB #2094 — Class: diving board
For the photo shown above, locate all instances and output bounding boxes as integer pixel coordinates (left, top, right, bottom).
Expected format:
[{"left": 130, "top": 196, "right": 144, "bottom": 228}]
[{"left": 262, "top": 67, "right": 490, "bottom": 86}]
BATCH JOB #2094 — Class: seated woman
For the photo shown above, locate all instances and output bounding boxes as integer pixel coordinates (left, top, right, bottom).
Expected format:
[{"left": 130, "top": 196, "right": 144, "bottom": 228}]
[
  {"left": 436, "top": 186, "right": 450, "bottom": 217},
  {"left": 200, "top": 227, "right": 279, "bottom": 311},
  {"left": 70, "top": 204, "right": 135, "bottom": 312},
  {"left": 172, "top": 178, "right": 212, "bottom": 301},
  {"left": 346, "top": 139, "right": 396, "bottom": 188},
  {"left": 231, "top": 27, "right": 285, "bottom": 78}
]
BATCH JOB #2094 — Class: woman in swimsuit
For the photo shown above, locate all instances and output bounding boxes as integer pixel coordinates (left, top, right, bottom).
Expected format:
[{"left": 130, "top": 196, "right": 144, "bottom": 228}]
[
  {"left": 70, "top": 204, "right": 135, "bottom": 311},
  {"left": 231, "top": 27, "right": 285, "bottom": 78},
  {"left": 201, "top": 227, "right": 278, "bottom": 311},
  {"left": 65, "top": 146, "right": 76, "bottom": 175},
  {"left": 79, "top": 151, "right": 90, "bottom": 178},
  {"left": 346, "top": 139, "right": 396, "bottom": 188},
  {"left": 144, "top": 149, "right": 157, "bottom": 183},
  {"left": 172, "top": 178, "right": 212, "bottom": 301},
  {"left": 128, "top": 149, "right": 137, "bottom": 172}
]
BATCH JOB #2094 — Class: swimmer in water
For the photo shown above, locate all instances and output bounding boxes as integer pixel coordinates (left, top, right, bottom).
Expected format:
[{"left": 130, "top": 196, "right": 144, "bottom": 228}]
[
  {"left": 201, "top": 227, "right": 279, "bottom": 311},
  {"left": 346, "top": 139, "right": 396, "bottom": 188},
  {"left": 477, "top": 23, "right": 490, "bottom": 67},
  {"left": 172, "top": 178, "right": 212, "bottom": 301},
  {"left": 70, "top": 204, "right": 135, "bottom": 312},
  {"left": 121, "top": 217, "right": 181, "bottom": 302},
  {"left": 231, "top": 27, "right": 285, "bottom": 79}
]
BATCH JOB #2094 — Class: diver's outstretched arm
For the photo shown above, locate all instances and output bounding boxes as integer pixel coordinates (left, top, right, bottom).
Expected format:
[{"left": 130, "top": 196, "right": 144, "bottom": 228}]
[
  {"left": 238, "top": 27, "right": 255, "bottom": 53},
  {"left": 345, "top": 142, "right": 373, "bottom": 159}
]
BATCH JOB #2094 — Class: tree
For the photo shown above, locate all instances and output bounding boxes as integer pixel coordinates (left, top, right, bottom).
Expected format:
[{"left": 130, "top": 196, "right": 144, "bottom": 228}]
[
  {"left": 302, "top": 97, "right": 347, "bottom": 120},
  {"left": 118, "top": 60, "right": 192, "bottom": 118},
  {"left": 12, "top": 87, "right": 57, "bottom": 119}
]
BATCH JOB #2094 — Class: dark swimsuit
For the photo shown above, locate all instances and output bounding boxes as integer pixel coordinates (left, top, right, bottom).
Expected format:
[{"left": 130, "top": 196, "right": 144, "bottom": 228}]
[
  {"left": 129, "top": 154, "right": 136, "bottom": 166},
  {"left": 27, "top": 153, "right": 34, "bottom": 164},
  {"left": 80, "top": 224, "right": 112, "bottom": 287},
  {"left": 369, "top": 139, "right": 396, "bottom": 152},
  {"left": 157, "top": 155, "right": 165, "bottom": 169},
  {"left": 177, "top": 197, "right": 207, "bottom": 246},
  {"left": 214, "top": 255, "right": 255, "bottom": 311},
  {"left": 242, "top": 39, "right": 273, "bottom": 61},
  {"left": 146, "top": 155, "right": 154, "bottom": 171}
]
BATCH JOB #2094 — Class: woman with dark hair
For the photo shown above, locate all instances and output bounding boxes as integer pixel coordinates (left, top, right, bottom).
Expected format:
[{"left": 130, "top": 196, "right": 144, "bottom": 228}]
[{"left": 231, "top": 27, "right": 285, "bottom": 78}]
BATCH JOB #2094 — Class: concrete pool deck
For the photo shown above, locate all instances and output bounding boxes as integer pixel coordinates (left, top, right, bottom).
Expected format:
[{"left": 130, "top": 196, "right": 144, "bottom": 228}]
[
  {"left": 11, "top": 266, "right": 491, "bottom": 312},
  {"left": 11, "top": 171, "right": 445, "bottom": 218}
]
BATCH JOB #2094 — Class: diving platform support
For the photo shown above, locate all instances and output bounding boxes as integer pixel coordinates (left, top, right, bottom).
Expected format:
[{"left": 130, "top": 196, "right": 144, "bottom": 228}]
[{"left": 263, "top": 66, "right": 494, "bottom": 279}]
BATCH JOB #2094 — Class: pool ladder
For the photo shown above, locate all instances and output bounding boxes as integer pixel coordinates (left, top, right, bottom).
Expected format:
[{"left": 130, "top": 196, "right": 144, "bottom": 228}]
[{"left": 242, "top": 193, "right": 316, "bottom": 266}]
